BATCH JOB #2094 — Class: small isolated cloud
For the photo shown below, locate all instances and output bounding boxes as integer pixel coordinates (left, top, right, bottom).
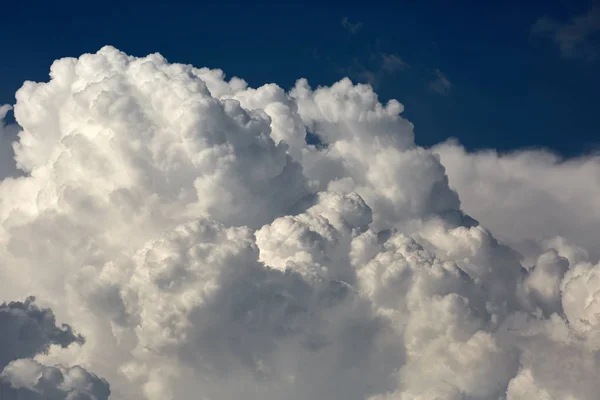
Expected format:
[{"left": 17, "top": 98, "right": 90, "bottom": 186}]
[
  {"left": 341, "top": 16, "right": 363, "bottom": 34},
  {"left": 428, "top": 68, "right": 453, "bottom": 95},
  {"left": 344, "top": 53, "right": 408, "bottom": 88},
  {"left": 381, "top": 53, "right": 408, "bottom": 72},
  {"left": 532, "top": 5, "right": 600, "bottom": 60}
]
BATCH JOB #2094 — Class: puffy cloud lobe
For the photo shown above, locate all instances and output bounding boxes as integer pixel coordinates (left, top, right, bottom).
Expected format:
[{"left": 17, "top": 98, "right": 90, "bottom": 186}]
[
  {"left": 523, "top": 249, "right": 569, "bottom": 316},
  {"left": 561, "top": 260, "right": 600, "bottom": 336},
  {"left": 1, "top": 359, "right": 110, "bottom": 400},
  {"left": 256, "top": 191, "right": 372, "bottom": 282},
  {"left": 10, "top": 46, "right": 309, "bottom": 235},
  {"left": 353, "top": 227, "right": 519, "bottom": 399},
  {"left": 289, "top": 78, "right": 462, "bottom": 230},
  {"left": 111, "top": 216, "right": 400, "bottom": 400},
  {"left": 502, "top": 314, "right": 600, "bottom": 400},
  {"left": 1, "top": 46, "right": 600, "bottom": 399}
]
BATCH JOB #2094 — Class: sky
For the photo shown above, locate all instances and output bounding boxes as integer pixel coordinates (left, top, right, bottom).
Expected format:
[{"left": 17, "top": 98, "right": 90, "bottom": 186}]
[
  {"left": 1, "top": 1, "right": 599, "bottom": 156},
  {"left": 1, "top": 2, "right": 600, "bottom": 400}
]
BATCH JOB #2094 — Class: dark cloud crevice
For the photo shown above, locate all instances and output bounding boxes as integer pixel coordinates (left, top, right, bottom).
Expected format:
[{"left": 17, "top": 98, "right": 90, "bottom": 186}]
[{"left": 0, "top": 297, "right": 110, "bottom": 400}]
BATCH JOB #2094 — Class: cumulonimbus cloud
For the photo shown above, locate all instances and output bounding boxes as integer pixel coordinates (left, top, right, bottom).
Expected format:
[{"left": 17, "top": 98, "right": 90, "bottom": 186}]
[{"left": 0, "top": 46, "right": 598, "bottom": 399}]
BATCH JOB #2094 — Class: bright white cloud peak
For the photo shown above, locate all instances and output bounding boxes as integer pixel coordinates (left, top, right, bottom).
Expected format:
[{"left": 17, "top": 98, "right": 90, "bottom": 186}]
[{"left": 0, "top": 46, "right": 598, "bottom": 400}]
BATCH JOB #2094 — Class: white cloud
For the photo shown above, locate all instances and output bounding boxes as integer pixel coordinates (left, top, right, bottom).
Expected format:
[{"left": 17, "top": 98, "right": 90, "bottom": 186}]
[
  {"left": 1, "top": 359, "right": 110, "bottom": 400},
  {"left": 434, "top": 140, "right": 600, "bottom": 262},
  {"left": 0, "top": 46, "right": 599, "bottom": 400}
]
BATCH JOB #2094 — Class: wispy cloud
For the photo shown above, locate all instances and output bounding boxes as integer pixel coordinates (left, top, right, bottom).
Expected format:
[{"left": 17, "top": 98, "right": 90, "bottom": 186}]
[
  {"left": 343, "top": 53, "right": 408, "bottom": 88},
  {"left": 428, "top": 68, "right": 453, "bottom": 95},
  {"left": 341, "top": 16, "right": 363, "bottom": 35},
  {"left": 532, "top": 5, "right": 600, "bottom": 60},
  {"left": 381, "top": 53, "right": 408, "bottom": 73}
]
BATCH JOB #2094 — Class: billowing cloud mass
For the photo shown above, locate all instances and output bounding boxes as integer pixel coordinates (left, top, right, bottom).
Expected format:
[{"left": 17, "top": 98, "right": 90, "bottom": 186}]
[
  {"left": 0, "top": 46, "right": 598, "bottom": 399},
  {"left": 434, "top": 140, "right": 600, "bottom": 263}
]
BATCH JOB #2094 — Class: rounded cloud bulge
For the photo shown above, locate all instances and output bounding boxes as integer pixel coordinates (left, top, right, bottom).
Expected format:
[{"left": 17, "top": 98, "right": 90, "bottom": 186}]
[{"left": 0, "top": 46, "right": 598, "bottom": 399}]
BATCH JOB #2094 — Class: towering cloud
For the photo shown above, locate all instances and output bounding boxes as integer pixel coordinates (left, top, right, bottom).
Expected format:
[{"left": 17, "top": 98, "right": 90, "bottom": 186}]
[{"left": 0, "top": 46, "right": 598, "bottom": 399}]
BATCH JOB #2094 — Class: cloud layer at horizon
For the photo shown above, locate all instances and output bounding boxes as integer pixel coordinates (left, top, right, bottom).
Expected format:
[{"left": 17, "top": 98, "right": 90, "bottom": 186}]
[{"left": 0, "top": 46, "right": 598, "bottom": 400}]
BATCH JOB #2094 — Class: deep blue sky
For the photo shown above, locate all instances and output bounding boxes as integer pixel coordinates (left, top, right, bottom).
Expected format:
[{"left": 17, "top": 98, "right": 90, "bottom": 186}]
[{"left": 2, "top": 1, "right": 599, "bottom": 155}]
